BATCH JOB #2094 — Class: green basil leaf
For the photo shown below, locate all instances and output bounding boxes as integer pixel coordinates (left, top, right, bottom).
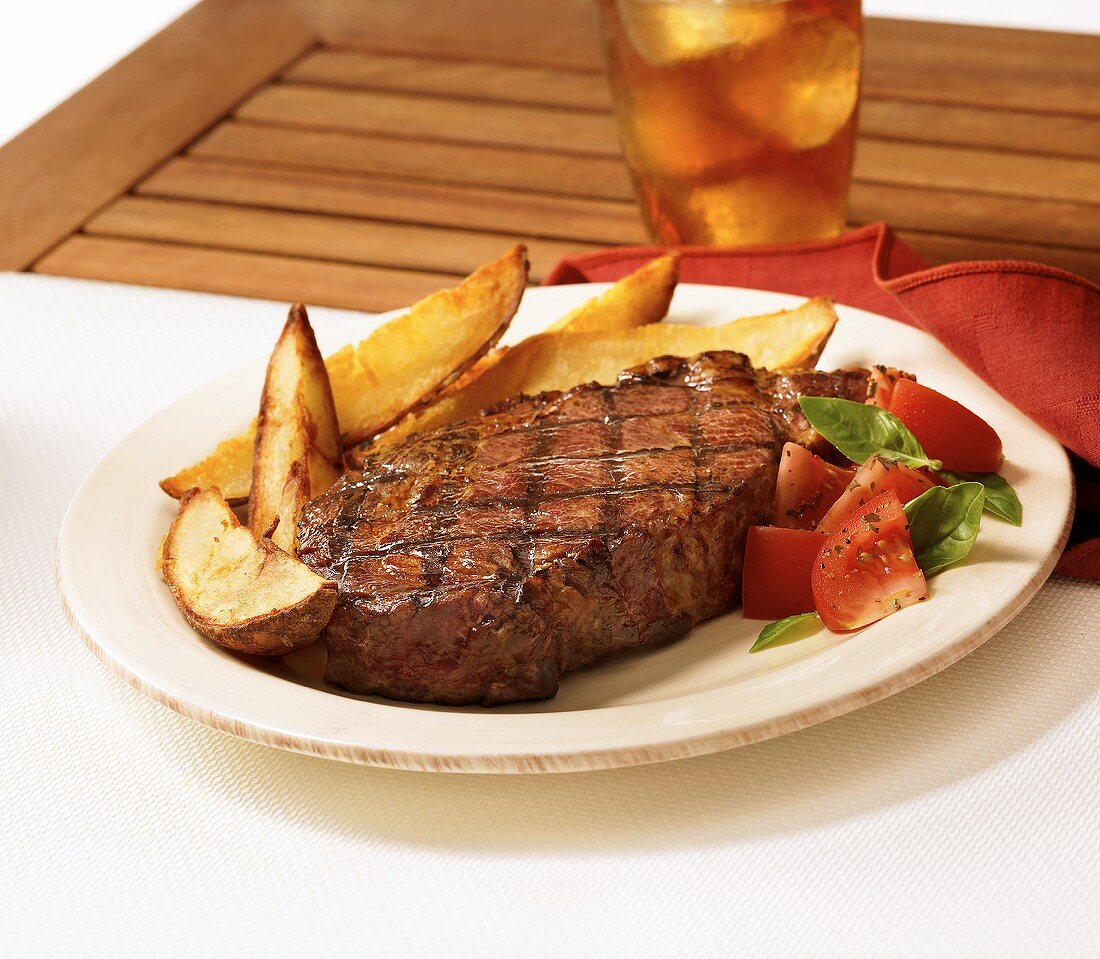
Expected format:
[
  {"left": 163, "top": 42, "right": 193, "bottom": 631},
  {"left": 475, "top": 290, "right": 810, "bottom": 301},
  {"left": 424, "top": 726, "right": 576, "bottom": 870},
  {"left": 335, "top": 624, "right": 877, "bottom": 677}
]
[
  {"left": 903, "top": 482, "right": 986, "bottom": 576},
  {"left": 797, "top": 396, "right": 942, "bottom": 470},
  {"left": 749, "top": 612, "right": 821, "bottom": 653},
  {"left": 940, "top": 470, "right": 1022, "bottom": 526}
]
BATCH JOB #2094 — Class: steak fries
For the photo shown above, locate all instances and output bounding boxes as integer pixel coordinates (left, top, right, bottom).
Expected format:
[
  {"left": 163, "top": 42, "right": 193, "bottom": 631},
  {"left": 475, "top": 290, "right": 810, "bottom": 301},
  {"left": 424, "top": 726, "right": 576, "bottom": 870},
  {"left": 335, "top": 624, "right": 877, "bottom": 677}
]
[
  {"left": 365, "top": 297, "right": 837, "bottom": 454},
  {"left": 160, "top": 245, "right": 529, "bottom": 503},
  {"left": 249, "top": 304, "right": 342, "bottom": 553}
]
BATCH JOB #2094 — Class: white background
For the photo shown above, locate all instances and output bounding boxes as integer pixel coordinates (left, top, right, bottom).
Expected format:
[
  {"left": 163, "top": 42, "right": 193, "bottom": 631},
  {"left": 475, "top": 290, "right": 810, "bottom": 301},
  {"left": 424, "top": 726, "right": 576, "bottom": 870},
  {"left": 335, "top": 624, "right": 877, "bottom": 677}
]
[{"left": 0, "top": 0, "right": 1097, "bottom": 146}]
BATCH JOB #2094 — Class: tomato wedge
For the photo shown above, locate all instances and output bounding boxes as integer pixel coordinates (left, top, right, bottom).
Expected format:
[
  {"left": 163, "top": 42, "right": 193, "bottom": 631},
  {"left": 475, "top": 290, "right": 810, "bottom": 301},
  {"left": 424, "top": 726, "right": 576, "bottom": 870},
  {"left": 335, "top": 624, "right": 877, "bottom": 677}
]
[
  {"left": 866, "top": 366, "right": 914, "bottom": 409},
  {"left": 816, "top": 454, "right": 939, "bottom": 534},
  {"left": 742, "top": 526, "right": 824, "bottom": 620},
  {"left": 888, "top": 379, "right": 1003, "bottom": 473},
  {"left": 812, "top": 490, "right": 928, "bottom": 631},
  {"left": 770, "top": 442, "right": 855, "bottom": 531}
]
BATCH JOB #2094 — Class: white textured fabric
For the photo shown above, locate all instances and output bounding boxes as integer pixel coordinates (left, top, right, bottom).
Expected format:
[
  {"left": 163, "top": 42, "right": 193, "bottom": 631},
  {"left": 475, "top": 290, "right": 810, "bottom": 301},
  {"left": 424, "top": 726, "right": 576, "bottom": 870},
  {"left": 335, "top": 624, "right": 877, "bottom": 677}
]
[{"left": 1, "top": 273, "right": 1097, "bottom": 959}]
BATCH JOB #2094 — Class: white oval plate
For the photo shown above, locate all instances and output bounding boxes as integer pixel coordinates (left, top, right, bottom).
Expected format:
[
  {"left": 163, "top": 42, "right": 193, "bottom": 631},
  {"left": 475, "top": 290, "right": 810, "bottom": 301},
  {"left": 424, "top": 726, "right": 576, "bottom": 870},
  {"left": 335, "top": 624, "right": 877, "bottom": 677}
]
[{"left": 58, "top": 284, "right": 1073, "bottom": 773}]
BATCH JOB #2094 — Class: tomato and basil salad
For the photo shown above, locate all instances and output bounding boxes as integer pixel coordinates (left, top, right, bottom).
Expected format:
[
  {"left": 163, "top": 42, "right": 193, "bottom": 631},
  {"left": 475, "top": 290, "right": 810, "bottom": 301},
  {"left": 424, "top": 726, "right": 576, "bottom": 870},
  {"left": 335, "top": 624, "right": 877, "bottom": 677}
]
[{"left": 745, "top": 370, "right": 1022, "bottom": 653}]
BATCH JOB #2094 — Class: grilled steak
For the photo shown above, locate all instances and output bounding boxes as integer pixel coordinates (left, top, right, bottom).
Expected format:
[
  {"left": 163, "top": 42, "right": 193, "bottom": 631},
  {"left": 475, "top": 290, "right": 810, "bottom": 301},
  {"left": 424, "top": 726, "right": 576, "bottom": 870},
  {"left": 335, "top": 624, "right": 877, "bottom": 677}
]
[{"left": 298, "top": 352, "right": 868, "bottom": 706}]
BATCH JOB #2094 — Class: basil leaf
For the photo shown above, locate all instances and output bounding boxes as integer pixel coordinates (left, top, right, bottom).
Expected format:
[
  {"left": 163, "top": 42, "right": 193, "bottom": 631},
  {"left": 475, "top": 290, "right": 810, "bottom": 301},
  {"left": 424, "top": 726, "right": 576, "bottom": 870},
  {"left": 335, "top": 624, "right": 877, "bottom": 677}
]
[
  {"left": 749, "top": 612, "right": 821, "bottom": 653},
  {"left": 798, "top": 396, "right": 942, "bottom": 470},
  {"left": 940, "top": 470, "right": 1022, "bottom": 526},
  {"left": 903, "top": 482, "right": 985, "bottom": 576}
]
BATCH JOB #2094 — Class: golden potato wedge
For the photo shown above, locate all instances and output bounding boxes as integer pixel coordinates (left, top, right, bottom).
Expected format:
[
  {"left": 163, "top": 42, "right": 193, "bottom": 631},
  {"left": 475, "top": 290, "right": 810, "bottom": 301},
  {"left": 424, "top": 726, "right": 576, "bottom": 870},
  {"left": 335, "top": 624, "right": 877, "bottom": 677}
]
[
  {"left": 160, "top": 245, "right": 529, "bottom": 502},
  {"left": 545, "top": 251, "right": 680, "bottom": 334},
  {"left": 160, "top": 428, "right": 255, "bottom": 505},
  {"left": 329, "top": 244, "right": 528, "bottom": 446},
  {"left": 162, "top": 487, "right": 338, "bottom": 656},
  {"left": 439, "top": 253, "right": 680, "bottom": 400},
  {"left": 370, "top": 297, "right": 837, "bottom": 452},
  {"left": 249, "top": 304, "right": 342, "bottom": 553}
]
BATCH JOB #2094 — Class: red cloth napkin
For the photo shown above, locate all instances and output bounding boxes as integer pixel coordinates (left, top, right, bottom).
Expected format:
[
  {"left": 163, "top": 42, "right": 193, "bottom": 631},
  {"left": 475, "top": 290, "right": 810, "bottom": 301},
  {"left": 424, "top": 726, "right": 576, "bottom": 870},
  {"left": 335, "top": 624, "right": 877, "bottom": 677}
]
[{"left": 544, "top": 223, "right": 1100, "bottom": 580}]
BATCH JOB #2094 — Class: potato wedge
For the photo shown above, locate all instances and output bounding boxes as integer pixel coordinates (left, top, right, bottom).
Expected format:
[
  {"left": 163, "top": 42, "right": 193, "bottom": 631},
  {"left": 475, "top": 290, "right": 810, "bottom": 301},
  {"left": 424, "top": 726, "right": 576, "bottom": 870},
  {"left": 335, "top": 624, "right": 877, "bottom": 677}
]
[
  {"left": 439, "top": 253, "right": 680, "bottom": 399},
  {"left": 160, "top": 245, "right": 529, "bottom": 502},
  {"left": 329, "top": 244, "right": 528, "bottom": 446},
  {"left": 162, "top": 487, "right": 338, "bottom": 656},
  {"left": 161, "top": 429, "right": 255, "bottom": 506},
  {"left": 545, "top": 251, "right": 680, "bottom": 334},
  {"left": 250, "top": 304, "right": 342, "bottom": 553},
  {"left": 369, "top": 297, "right": 837, "bottom": 452}
]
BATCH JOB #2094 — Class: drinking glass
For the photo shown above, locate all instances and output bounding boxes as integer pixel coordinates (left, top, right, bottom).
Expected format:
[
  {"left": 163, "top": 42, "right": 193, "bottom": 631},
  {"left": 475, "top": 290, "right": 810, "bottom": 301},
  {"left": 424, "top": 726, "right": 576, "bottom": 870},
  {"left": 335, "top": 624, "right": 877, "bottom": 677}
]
[{"left": 596, "top": 0, "right": 863, "bottom": 246}]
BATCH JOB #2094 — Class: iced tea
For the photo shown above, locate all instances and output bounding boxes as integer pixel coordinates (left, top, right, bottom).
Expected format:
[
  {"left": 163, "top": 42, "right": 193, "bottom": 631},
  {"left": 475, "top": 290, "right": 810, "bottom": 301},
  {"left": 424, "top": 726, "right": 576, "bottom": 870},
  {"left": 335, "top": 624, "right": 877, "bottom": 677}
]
[{"left": 597, "top": 0, "right": 863, "bottom": 245}]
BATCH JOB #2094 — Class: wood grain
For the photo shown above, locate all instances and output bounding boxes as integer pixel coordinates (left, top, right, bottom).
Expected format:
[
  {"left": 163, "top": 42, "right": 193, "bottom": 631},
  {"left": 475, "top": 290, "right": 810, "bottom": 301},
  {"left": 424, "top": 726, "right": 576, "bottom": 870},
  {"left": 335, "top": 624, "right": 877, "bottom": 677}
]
[
  {"left": 190, "top": 121, "right": 636, "bottom": 199},
  {"left": 895, "top": 230, "right": 1100, "bottom": 282},
  {"left": 190, "top": 119, "right": 1100, "bottom": 211},
  {"left": 138, "top": 157, "right": 647, "bottom": 244},
  {"left": 276, "top": 49, "right": 1099, "bottom": 159},
  {"left": 285, "top": 49, "right": 611, "bottom": 110},
  {"left": 854, "top": 140, "right": 1100, "bottom": 206},
  {"left": 236, "top": 84, "right": 621, "bottom": 156},
  {"left": 863, "top": 17, "right": 1100, "bottom": 119},
  {"left": 859, "top": 100, "right": 1100, "bottom": 159},
  {"left": 34, "top": 236, "right": 462, "bottom": 312},
  {"left": 143, "top": 155, "right": 1097, "bottom": 254},
  {"left": 83, "top": 195, "right": 601, "bottom": 281},
  {"left": 294, "top": 0, "right": 603, "bottom": 71},
  {"left": 848, "top": 183, "right": 1098, "bottom": 251},
  {"left": 296, "top": 1, "right": 1099, "bottom": 120},
  {"left": 0, "top": 0, "right": 314, "bottom": 271}
]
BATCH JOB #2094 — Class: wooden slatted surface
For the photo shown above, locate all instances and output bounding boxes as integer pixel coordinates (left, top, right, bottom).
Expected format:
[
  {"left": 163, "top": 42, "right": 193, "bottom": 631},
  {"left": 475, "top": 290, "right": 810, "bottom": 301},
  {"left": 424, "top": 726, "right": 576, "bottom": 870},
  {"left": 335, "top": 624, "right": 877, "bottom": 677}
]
[{"left": 11, "top": 4, "right": 1098, "bottom": 312}]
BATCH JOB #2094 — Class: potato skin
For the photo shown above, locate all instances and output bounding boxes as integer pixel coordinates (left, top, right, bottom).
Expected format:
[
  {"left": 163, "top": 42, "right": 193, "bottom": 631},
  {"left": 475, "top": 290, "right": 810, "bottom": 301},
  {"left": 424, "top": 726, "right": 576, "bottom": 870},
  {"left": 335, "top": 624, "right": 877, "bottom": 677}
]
[
  {"left": 172, "top": 576, "right": 338, "bottom": 656},
  {"left": 162, "top": 488, "right": 338, "bottom": 656}
]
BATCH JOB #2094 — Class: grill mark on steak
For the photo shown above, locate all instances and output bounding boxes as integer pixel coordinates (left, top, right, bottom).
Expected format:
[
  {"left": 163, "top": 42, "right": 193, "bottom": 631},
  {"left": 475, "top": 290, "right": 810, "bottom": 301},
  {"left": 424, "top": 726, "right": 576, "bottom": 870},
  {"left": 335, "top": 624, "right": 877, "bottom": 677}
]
[{"left": 299, "top": 351, "right": 869, "bottom": 706}]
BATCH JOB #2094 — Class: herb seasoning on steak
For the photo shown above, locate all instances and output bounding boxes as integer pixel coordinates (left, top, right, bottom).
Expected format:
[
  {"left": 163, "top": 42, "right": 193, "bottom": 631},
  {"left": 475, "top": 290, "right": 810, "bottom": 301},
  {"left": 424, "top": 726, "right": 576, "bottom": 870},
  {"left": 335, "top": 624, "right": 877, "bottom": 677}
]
[{"left": 297, "top": 351, "right": 868, "bottom": 705}]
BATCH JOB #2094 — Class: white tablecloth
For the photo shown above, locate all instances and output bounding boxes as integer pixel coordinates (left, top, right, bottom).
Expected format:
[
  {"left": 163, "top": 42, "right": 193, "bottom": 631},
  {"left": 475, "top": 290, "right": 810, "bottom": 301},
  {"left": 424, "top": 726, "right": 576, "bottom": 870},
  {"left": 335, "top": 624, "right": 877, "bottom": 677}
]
[{"left": 2, "top": 273, "right": 1097, "bottom": 958}]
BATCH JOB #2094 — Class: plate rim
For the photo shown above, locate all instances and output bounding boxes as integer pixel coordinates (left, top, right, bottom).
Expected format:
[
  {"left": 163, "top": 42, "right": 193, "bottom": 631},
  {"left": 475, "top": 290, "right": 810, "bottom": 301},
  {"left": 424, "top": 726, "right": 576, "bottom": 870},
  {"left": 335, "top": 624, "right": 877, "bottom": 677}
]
[{"left": 56, "top": 283, "right": 1075, "bottom": 774}]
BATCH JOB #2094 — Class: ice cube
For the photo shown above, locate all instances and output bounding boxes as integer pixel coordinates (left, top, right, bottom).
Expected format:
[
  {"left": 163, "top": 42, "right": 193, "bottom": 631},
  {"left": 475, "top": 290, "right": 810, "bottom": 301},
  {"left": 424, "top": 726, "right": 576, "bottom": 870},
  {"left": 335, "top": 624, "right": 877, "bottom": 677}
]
[
  {"left": 720, "top": 17, "right": 861, "bottom": 151},
  {"left": 622, "top": 75, "right": 763, "bottom": 179},
  {"left": 683, "top": 168, "right": 845, "bottom": 244},
  {"left": 619, "top": 0, "right": 789, "bottom": 67}
]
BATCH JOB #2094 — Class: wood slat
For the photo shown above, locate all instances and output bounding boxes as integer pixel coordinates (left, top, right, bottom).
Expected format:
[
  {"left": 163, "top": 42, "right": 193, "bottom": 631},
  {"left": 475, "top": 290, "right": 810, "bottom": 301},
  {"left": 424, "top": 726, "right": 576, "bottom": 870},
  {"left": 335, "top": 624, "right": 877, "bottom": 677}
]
[
  {"left": 0, "top": 0, "right": 315, "bottom": 271},
  {"left": 190, "top": 121, "right": 635, "bottom": 199},
  {"left": 122, "top": 162, "right": 1100, "bottom": 285},
  {"left": 858, "top": 100, "right": 1098, "bottom": 159},
  {"left": 33, "top": 235, "right": 462, "bottom": 313},
  {"left": 236, "top": 84, "right": 621, "bottom": 156},
  {"left": 230, "top": 88, "right": 1100, "bottom": 204},
  {"left": 84, "top": 195, "right": 602, "bottom": 281},
  {"left": 294, "top": 0, "right": 603, "bottom": 72},
  {"left": 298, "top": 0, "right": 1100, "bottom": 125},
  {"left": 848, "top": 182, "right": 1098, "bottom": 251},
  {"left": 143, "top": 155, "right": 1097, "bottom": 253},
  {"left": 854, "top": 140, "right": 1100, "bottom": 206},
  {"left": 896, "top": 230, "right": 1100, "bottom": 282},
  {"left": 284, "top": 49, "right": 610, "bottom": 110},
  {"left": 276, "top": 49, "right": 1100, "bottom": 159},
  {"left": 138, "top": 157, "right": 648, "bottom": 244},
  {"left": 864, "top": 18, "right": 1100, "bottom": 119},
  {"left": 196, "top": 118, "right": 1100, "bottom": 212}
]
